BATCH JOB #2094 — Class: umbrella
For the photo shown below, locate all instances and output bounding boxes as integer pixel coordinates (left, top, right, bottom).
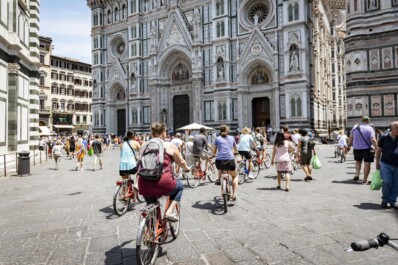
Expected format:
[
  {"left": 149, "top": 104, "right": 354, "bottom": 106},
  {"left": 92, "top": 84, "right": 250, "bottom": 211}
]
[{"left": 176, "top": 123, "right": 214, "bottom": 131}]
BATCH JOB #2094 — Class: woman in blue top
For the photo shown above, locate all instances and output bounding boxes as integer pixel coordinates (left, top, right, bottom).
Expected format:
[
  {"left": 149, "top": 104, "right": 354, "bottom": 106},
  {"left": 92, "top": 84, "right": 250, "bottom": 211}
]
[
  {"left": 212, "top": 125, "right": 239, "bottom": 200},
  {"left": 119, "top": 130, "right": 141, "bottom": 189}
]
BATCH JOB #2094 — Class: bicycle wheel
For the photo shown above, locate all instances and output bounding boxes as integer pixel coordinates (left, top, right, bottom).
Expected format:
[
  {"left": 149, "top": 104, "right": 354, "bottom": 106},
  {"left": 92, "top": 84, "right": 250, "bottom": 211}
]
[
  {"left": 292, "top": 159, "right": 298, "bottom": 170},
  {"left": 207, "top": 162, "right": 217, "bottom": 182},
  {"left": 135, "top": 189, "right": 145, "bottom": 203},
  {"left": 237, "top": 164, "right": 245, "bottom": 185},
  {"left": 113, "top": 185, "right": 130, "bottom": 216},
  {"left": 263, "top": 154, "right": 271, "bottom": 169},
  {"left": 136, "top": 216, "right": 160, "bottom": 265},
  {"left": 222, "top": 178, "right": 228, "bottom": 213},
  {"left": 187, "top": 168, "right": 201, "bottom": 188},
  {"left": 169, "top": 203, "right": 180, "bottom": 239},
  {"left": 252, "top": 161, "right": 260, "bottom": 179}
]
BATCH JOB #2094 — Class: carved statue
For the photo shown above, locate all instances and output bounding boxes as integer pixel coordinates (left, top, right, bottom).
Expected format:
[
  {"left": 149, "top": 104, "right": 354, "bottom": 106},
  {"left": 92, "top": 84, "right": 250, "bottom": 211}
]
[
  {"left": 218, "top": 65, "right": 224, "bottom": 80},
  {"left": 254, "top": 14, "right": 259, "bottom": 26},
  {"left": 289, "top": 51, "right": 299, "bottom": 71},
  {"left": 369, "top": 0, "right": 377, "bottom": 8},
  {"left": 193, "top": 7, "right": 201, "bottom": 25}
]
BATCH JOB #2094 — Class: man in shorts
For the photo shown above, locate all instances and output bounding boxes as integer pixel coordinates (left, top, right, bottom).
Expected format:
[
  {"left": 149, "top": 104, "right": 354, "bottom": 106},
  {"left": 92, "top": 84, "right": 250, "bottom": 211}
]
[
  {"left": 192, "top": 127, "right": 212, "bottom": 173},
  {"left": 91, "top": 134, "right": 103, "bottom": 171},
  {"left": 348, "top": 116, "right": 378, "bottom": 184}
]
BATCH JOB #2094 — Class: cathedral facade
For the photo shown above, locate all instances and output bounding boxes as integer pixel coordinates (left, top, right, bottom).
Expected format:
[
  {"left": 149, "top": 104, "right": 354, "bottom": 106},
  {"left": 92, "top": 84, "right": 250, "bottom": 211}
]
[
  {"left": 87, "top": 0, "right": 346, "bottom": 136},
  {"left": 345, "top": 0, "right": 398, "bottom": 129}
]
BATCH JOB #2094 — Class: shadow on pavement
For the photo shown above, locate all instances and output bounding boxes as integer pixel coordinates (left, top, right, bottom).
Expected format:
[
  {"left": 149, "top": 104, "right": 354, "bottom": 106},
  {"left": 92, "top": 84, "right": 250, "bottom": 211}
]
[
  {"left": 332, "top": 179, "right": 363, "bottom": 185},
  {"left": 257, "top": 187, "right": 280, "bottom": 191},
  {"left": 353, "top": 202, "right": 385, "bottom": 211},
  {"left": 191, "top": 197, "right": 232, "bottom": 215},
  {"left": 105, "top": 240, "right": 136, "bottom": 265}
]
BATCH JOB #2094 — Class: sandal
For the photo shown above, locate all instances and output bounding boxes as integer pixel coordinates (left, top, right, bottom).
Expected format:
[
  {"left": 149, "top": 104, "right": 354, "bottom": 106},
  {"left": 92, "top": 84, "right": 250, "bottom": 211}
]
[
  {"left": 215, "top": 180, "right": 221, "bottom": 185},
  {"left": 231, "top": 195, "right": 237, "bottom": 201}
]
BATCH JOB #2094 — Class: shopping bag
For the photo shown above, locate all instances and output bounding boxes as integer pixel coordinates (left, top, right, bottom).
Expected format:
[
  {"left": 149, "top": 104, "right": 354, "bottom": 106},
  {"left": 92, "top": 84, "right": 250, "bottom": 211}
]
[
  {"left": 370, "top": 170, "right": 382, "bottom": 190},
  {"left": 87, "top": 147, "right": 94, "bottom": 156},
  {"left": 312, "top": 154, "right": 322, "bottom": 169}
]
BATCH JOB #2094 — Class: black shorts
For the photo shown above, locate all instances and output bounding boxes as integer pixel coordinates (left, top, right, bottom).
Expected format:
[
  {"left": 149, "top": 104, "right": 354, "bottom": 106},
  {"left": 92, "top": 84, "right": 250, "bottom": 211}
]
[
  {"left": 354, "top": 149, "right": 374, "bottom": 163},
  {"left": 215, "top": 160, "right": 236, "bottom": 171},
  {"left": 238, "top": 151, "right": 252, "bottom": 159},
  {"left": 69, "top": 147, "right": 75, "bottom": 152},
  {"left": 300, "top": 153, "right": 312, "bottom": 166}
]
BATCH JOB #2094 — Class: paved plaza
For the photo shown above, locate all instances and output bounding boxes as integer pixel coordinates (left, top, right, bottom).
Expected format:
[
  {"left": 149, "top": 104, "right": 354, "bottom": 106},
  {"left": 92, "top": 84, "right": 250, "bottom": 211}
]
[{"left": 0, "top": 144, "right": 397, "bottom": 265}]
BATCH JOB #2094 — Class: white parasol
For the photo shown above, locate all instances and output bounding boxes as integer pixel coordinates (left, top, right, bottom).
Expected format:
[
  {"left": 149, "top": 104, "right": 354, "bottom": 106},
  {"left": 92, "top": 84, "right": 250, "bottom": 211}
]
[{"left": 176, "top": 123, "right": 214, "bottom": 131}]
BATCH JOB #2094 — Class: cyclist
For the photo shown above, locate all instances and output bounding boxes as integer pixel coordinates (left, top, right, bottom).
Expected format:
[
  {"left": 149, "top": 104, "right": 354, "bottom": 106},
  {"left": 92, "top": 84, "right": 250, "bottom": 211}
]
[
  {"left": 119, "top": 130, "right": 141, "bottom": 193},
  {"left": 238, "top": 127, "right": 259, "bottom": 179},
  {"left": 254, "top": 127, "right": 266, "bottom": 159},
  {"left": 192, "top": 127, "right": 212, "bottom": 175},
  {"left": 337, "top": 130, "right": 349, "bottom": 157},
  {"left": 212, "top": 125, "right": 238, "bottom": 200},
  {"left": 138, "top": 122, "right": 190, "bottom": 222}
]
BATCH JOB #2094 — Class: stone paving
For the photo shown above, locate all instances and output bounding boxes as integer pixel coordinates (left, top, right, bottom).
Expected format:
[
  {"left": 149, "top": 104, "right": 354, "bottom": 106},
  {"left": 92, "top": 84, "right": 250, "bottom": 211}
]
[{"left": 0, "top": 144, "right": 397, "bottom": 265}]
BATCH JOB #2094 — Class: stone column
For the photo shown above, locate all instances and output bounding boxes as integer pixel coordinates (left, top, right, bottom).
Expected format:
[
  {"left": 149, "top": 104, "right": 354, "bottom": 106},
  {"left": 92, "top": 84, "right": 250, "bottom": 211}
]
[{"left": 7, "top": 63, "right": 20, "bottom": 152}]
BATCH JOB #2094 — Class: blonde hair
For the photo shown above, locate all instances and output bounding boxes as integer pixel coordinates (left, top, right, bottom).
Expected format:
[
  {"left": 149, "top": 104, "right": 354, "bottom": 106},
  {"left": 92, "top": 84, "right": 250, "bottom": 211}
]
[
  {"left": 241, "top": 127, "right": 251, "bottom": 134},
  {"left": 151, "top": 122, "right": 166, "bottom": 137},
  {"left": 220, "top": 125, "right": 229, "bottom": 137},
  {"left": 77, "top": 138, "right": 83, "bottom": 146}
]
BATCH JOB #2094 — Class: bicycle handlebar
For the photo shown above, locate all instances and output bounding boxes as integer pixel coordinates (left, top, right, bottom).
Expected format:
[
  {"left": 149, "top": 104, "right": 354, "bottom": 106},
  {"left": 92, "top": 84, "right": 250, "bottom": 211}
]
[{"left": 348, "top": 233, "right": 395, "bottom": 252}]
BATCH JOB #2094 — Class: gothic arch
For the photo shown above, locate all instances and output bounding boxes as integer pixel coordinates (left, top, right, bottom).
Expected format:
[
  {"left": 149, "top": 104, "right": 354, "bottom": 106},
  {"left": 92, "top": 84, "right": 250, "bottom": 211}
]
[
  {"left": 109, "top": 82, "right": 126, "bottom": 101},
  {"left": 241, "top": 59, "right": 273, "bottom": 85},
  {"left": 158, "top": 47, "right": 192, "bottom": 79}
]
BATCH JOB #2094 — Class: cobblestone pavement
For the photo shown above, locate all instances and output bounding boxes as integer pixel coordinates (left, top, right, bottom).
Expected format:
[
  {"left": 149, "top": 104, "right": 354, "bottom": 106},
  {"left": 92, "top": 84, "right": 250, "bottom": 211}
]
[{"left": 0, "top": 144, "right": 397, "bottom": 265}]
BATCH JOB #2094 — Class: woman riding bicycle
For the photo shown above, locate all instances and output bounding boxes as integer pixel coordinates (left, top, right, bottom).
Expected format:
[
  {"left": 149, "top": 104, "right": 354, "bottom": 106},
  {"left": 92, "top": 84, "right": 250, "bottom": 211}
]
[
  {"left": 138, "top": 122, "right": 190, "bottom": 222},
  {"left": 212, "top": 125, "right": 239, "bottom": 200},
  {"left": 119, "top": 130, "right": 141, "bottom": 191}
]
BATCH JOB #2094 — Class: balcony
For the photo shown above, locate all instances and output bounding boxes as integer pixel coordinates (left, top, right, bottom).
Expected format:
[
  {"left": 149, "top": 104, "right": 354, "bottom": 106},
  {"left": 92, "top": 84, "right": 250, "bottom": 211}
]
[
  {"left": 52, "top": 109, "right": 75, "bottom": 114},
  {"left": 39, "top": 108, "right": 51, "bottom": 114}
]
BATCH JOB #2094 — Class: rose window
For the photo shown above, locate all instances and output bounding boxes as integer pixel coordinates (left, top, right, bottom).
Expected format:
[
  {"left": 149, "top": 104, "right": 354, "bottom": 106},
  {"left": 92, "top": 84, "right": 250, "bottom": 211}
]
[
  {"left": 249, "top": 3, "right": 269, "bottom": 25},
  {"left": 116, "top": 42, "right": 125, "bottom": 55}
]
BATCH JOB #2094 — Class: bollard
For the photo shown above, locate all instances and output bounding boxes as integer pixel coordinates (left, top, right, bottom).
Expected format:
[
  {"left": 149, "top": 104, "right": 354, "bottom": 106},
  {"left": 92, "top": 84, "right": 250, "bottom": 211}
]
[
  {"left": 3, "top": 155, "right": 6, "bottom": 177},
  {"left": 17, "top": 151, "right": 31, "bottom": 176}
]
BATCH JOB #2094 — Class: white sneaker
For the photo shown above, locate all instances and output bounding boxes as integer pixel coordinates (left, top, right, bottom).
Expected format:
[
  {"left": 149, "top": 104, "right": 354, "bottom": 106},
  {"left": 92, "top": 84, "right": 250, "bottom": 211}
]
[{"left": 248, "top": 173, "right": 254, "bottom": 179}]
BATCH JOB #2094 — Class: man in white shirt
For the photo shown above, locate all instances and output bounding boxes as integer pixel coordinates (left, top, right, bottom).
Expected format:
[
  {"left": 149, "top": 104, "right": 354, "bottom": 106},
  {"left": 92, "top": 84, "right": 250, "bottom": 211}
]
[
  {"left": 171, "top": 133, "right": 183, "bottom": 152},
  {"left": 291, "top": 129, "right": 301, "bottom": 152}
]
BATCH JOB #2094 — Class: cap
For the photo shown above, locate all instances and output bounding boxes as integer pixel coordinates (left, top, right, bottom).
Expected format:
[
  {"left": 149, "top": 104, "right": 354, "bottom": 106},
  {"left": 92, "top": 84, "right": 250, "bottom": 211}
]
[{"left": 361, "top": 116, "right": 370, "bottom": 122}]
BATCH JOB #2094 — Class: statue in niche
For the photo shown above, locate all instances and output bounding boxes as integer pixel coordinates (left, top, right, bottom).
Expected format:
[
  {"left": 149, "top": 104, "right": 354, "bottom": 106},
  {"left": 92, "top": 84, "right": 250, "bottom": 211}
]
[
  {"left": 369, "top": 0, "right": 377, "bottom": 9},
  {"left": 193, "top": 7, "right": 201, "bottom": 25},
  {"left": 289, "top": 51, "right": 299, "bottom": 71},
  {"left": 116, "top": 89, "right": 126, "bottom": 100},
  {"left": 254, "top": 14, "right": 259, "bottom": 26},
  {"left": 218, "top": 65, "right": 224, "bottom": 80}
]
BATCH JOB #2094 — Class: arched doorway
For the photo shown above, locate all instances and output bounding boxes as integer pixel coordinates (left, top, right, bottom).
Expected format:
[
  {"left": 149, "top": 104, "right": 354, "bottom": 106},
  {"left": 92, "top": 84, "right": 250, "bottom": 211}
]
[{"left": 252, "top": 97, "right": 270, "bottom": 128}]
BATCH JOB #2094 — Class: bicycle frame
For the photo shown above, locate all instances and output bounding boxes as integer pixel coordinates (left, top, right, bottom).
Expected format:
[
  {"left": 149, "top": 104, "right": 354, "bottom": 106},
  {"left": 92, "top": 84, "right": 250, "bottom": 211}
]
[
  {"left": 136, "top": 197, "right": 171, "bottom": 244},
  {"left": 116, "top": 178, "right": 136, "bottom": 199}
]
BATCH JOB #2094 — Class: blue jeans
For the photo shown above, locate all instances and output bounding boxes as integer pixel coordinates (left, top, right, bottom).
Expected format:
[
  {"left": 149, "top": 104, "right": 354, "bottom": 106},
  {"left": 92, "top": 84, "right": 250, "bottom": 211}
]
[
  {"left": 380, "top": 162, "right": 398, "bottom": 204},
  {"left": 144, "top": 179, "right": 184, "bottom": 204}
]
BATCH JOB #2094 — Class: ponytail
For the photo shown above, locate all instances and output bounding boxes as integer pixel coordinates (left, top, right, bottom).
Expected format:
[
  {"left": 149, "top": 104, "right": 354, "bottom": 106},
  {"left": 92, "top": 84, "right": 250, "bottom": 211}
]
[{"left": 220, "top": 125, "right": 229, "bottom": 138}]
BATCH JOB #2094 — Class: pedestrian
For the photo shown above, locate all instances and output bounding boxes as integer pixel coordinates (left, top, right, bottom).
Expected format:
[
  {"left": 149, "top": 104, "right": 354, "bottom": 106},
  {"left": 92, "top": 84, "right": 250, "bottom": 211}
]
[
  {"left": 119, "top": 130, "right": 141, "bottom": 190},
  {"left": 376, "top": 121, "right": 398, "bottom": 209},
  {"left": 271, "top": 132, "right": 294, "bottom": 191},
  {"left": 237, "top": 127, "right": 259, "bottom": 179},
  {"left": 348, "top": 116, "right": 378, "bottom": 184},
  {"left": 297, "top": 129, "right": 315, "bottom": 181},
  {"left": 75, "top": 137, "right": 86, "bottom": 171},
  {"left": 69, "top": 136, "right": 76, "bottom": 159},
  {"left": 91, "top": 134, "right": 103, "bottom": 171},
  {"left": 184, "top": 135, "right": 195, "bottom": 167},
  {"left": 291, "top": 129, "right": 301, "bottom": 153},
  {"left": 52, "top": 140, "right": 63, "bottom": 170},
  {"left": 281, "top": 125, "right": 292, "bottom": 141}
]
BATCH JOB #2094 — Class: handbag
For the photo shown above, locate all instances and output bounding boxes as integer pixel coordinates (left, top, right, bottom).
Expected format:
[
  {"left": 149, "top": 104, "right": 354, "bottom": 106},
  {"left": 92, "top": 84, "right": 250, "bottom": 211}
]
[
  {"left": 312, "top": 154, "right": 322, "bottom": 169},
  {"left": 370, "top": 170, "right": 382, "bottom": 190},
  {"left": 87, "top": 147, "right": 94, "bottom": 156}
]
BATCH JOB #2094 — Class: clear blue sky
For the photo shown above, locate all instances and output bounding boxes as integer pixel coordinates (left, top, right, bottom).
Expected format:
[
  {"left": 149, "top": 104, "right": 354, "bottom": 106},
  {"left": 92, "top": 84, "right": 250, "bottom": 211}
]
[{"left": 40, "top": 0, "right": 92, "bottom": 64}]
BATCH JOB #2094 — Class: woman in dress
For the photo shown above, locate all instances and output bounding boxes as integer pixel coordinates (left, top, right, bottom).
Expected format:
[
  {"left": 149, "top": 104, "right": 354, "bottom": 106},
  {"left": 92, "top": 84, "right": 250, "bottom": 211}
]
[
  {"left": 271, "top": 132, "right": 295, "bottom": 191},
  {"left": 75, "top": 137, "right": 86, "bottom": 171}
]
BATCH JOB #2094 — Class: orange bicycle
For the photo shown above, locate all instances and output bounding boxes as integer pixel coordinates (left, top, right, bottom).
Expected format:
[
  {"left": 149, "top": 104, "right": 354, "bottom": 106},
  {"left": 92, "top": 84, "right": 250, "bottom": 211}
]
[
  {"left": 113, "top": 175, "right": 144, "bottom": 216},
  {"left": 187, "top": 157, "right": 217, "bottom": 188},
  {"left": 136, "top": 196, "right": 180, "bottom": 265}
]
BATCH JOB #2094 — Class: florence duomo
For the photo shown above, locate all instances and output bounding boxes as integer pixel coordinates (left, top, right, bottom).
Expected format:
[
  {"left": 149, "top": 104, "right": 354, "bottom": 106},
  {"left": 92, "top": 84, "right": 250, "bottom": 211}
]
[{"left": 87, "top": 0, "right": 346, "bottom": 135}]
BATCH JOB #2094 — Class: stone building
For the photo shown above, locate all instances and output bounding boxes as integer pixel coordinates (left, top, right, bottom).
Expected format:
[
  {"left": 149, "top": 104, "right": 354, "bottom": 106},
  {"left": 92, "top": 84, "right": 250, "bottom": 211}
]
[
  {"left": 0, "top": 0, "right": 40, "bottom": 155},
  {"left": 87, "top": 0, "right": 346, "bottom": 136},
  {"left": 38, "top": 37, "right": 93, "bottom": 135},
  {"left": 345, "top": 0, "right": 398, "bottom": 129}
]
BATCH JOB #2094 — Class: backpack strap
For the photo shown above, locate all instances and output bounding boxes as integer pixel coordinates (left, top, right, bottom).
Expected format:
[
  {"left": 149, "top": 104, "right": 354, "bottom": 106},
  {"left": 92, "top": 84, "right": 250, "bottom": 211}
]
[{"left": 356, "top": 125, "right": 372, "bottom": 149}]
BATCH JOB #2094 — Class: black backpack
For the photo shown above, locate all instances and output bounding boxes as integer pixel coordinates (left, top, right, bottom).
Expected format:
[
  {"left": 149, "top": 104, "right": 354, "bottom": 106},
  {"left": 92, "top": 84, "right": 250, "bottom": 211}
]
[{"left": 137, "top": 138, "right": 165, "bottom": 181}]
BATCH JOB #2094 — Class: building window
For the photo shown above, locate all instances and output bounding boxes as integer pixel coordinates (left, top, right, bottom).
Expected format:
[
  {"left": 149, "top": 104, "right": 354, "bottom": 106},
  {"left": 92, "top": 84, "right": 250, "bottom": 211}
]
[
  {"left": 40, "top": 54, "right": 45, "bottom": 64},
  {"left": 52, "top": 102, "right": 58, "bottom": 110},
  {"left": 51, "top": 86, "right": 58, "bottom": 94},
  {"left": 204, "top": 101, "right": 214, "bottom": 121},
  {"left": 216, "top": 21, "right": 225, "bottom": 37},
  {"left": 40, "top": 76, "right": 45, "bottom": 86},
  {"left": 40, "top": 100, "right": 45, "bottom": 110},
  {"left": 114, "top": 7, "right": 119, "bottom": 21},
  {"left": 218, "top": 101, "right": 227, "bottom": 120},
  {"left": 76, "top": 116, "right": 80, "bottom": 124},
  {"left": 290, "top": 96, "right": 302, "bottom": 117},
  {"left": 132, "top": 108, "right": 138, "bottom": 124},
  {"left": 143, "top": 106, "right": 150, "bottom": 124},
  {"left": 233, "top": 99, "right": 238, "bottom": 120},
  {"left": 107, "top": 9, "right": 112, "bottom": 24},
  {"left": 83, "top": 116, "right": 87, "bottom": 124},
  {"left": 216, "top": 0, "right": 224, "bottom": 16},
  {"left": 288, "top": 3, "right": 299, "bottom": 22}
]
